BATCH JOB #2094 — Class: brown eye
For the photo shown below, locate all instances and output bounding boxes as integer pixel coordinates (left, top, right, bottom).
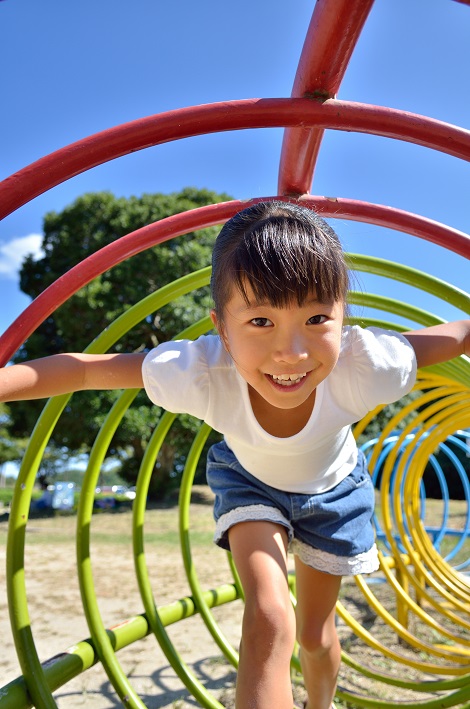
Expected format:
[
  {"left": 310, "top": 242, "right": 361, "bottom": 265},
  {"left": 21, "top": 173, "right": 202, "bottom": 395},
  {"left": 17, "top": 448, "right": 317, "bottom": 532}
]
[
  {"left": 307, "top": 315, "right": 328, "bottom": 325},
  {"left": 251, "top": 318, "right": 272, "bottom": 327}
]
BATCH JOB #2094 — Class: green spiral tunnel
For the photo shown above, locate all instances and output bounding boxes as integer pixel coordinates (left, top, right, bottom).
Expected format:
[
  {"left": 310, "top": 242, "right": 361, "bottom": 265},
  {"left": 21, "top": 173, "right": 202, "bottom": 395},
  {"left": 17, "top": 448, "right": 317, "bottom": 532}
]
[{"left": 1, "top": 254, "right": 469, "bottom": 708}]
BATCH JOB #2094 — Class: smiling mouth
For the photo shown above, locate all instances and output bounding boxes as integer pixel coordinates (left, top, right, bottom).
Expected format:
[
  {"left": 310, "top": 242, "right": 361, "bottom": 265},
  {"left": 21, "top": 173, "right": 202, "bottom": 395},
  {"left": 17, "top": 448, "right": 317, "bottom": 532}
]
[{"left": 267, "top": 372, "right": 307, "bottom": 387}]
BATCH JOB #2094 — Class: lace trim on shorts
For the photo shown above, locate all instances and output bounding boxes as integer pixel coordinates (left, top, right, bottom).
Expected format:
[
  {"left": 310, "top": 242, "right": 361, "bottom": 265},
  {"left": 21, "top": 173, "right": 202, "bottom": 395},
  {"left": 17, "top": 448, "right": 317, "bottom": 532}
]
[
  {"left": 214, "top": 504, "right": 293, "bottom": 545},
  {"left": 291, "top": 539, "right": 379, "bottom": 576}
]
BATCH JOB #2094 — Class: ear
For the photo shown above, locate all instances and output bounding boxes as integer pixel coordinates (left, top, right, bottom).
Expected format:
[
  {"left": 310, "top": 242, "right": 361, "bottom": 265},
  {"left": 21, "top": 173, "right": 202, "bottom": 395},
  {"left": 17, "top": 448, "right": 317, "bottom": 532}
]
[
  {"left": 210, "top": 309, "right": 218, "bottom": 330},
  {"left": 210, "top": 309, "right": 229, "bottom": 351}
]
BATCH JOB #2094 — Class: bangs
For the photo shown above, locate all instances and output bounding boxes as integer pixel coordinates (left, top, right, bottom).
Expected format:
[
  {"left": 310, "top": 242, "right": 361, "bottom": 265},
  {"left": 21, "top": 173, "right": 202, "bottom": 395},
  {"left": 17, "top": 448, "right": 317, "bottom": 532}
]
[
  {"left": 230, "top": 216, "right": 348, "bottom": 307},
  {"left": 210, "top": 201, "right": 350, "bottom": 320}
]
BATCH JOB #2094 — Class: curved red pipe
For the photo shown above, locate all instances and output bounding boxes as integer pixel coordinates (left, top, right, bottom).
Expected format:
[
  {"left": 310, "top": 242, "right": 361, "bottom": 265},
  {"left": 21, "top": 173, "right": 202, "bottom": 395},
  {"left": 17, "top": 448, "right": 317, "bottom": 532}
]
[
  {"left": 278, "top": 0, "right": 374, "bottom": 196},
  {"left": 2, "top": 99, "right": 470, "bottom": 222},
  {"left": 1, "top": 196, "right": 468, "bottom": 366}
]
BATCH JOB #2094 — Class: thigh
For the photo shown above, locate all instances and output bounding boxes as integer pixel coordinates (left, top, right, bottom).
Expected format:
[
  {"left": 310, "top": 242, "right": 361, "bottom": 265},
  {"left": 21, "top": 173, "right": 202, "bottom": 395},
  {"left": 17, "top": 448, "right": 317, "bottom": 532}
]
[
  {"left": 294, "top": 555, "right": 341, "bottom": 633},
  {"left": 228, "top": 520, "right": 290, "bottom": 602}
]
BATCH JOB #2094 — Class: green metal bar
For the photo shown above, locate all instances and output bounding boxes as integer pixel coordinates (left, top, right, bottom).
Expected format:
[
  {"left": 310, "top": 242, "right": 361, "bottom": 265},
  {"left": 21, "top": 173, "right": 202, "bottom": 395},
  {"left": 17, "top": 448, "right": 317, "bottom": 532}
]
[
  {"left": 348, "top": 291, "right": 445, "bottom": 326},
  {"left": 6, "top": 399, "right": 71, "bottom": 709},
  {"left": 83, "top": 266, "right": 212, "bottom": 355},
  {"left": 178, "top": 423, "right": 240, "bottom": 667},
  {"left": 76, "top": 388, "right": 146, "bottom": 708},
  {"left": 132, "top": 411, "right": 228, "bottom": 708},
  {"left": 0, "top": 584, "right": 238, "bottom": 709},
  {"left": 349, "top": 254, "right": 470, "bottom": 316}
]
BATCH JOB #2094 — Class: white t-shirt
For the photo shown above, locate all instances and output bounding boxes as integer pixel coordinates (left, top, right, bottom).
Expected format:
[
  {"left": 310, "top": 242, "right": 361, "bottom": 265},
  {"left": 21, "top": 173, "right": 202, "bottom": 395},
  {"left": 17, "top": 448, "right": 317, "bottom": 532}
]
[{"left": 142, "top": 326, "right": 417, "bottom": 494}]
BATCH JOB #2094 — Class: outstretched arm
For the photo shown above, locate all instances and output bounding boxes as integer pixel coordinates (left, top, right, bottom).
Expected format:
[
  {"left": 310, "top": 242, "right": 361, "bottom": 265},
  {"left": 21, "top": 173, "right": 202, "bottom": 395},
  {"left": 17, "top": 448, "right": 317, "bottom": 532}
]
[
  {"left": 403, "top": 320, "right": 470, "bottom": 369},
  {"left": 0, "top": 352, "right": 146, "bottom": 402}
]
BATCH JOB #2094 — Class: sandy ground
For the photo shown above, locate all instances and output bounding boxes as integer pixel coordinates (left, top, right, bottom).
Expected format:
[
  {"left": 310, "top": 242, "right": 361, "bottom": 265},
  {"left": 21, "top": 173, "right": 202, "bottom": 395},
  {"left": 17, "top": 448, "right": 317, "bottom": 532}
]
[
  {"left": 1, "top": 491, "right": 469, "bottom": 708},
  {"left": 0, "top": 491, "right": 248, "bottom": 708}
]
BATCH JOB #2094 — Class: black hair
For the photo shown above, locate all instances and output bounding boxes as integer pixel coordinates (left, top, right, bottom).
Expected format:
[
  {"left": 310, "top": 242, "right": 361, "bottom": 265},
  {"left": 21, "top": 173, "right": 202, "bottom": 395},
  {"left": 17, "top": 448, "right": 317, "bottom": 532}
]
[{"left": 210, "top": 201, "right": 350, "bottom": 321}]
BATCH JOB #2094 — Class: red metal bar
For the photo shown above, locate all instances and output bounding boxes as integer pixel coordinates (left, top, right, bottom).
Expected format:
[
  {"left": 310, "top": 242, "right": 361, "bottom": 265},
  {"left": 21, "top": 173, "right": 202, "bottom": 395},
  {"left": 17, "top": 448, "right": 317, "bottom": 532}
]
[
  {"left": 305, "top": 196, "right": 470, "bottom": 256},
  {"left": 278, "top": 0, "right": 374, "bottom": 196},
  {"left": 0, "top": 200, "right": 250, "bottom": 365},
  {"left": 2, "top": 99, "right": 470, "bottom": 222},
  {"left": 1, "top": 196, "right": 468, "bottom": 366}
]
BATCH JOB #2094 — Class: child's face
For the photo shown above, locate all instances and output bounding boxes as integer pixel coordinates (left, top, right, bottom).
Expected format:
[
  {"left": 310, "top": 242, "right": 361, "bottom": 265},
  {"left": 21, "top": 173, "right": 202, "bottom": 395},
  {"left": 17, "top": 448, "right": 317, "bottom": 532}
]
[{"left": 210, "top": 282, "right": 344, "bottom": 412}]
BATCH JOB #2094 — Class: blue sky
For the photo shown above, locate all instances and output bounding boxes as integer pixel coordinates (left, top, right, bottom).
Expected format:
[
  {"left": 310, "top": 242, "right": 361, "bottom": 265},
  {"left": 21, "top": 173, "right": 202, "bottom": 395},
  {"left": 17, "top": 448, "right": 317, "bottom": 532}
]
[{"left": 0, "top": 0, "right": 469, "bottom": 339}]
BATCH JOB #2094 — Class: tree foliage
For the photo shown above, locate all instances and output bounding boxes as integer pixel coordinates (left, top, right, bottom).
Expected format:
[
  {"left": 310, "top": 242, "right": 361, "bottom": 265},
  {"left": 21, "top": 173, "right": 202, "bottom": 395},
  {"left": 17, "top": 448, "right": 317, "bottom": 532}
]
[
  {"left": 0, "top": 403, "right": 28, "bottom": 465},
  {"left": 9, "top": 188, "right": 229, "bottom": 496},
  {"left": 355, "top": 391, "right": 421, "bottom": 448}
]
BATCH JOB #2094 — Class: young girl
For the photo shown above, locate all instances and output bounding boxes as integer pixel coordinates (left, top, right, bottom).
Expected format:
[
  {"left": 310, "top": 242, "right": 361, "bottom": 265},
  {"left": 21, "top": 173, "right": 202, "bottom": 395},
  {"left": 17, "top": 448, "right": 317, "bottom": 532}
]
[{"left": 1, "top": 201, "right": 469, "bottom": 709}]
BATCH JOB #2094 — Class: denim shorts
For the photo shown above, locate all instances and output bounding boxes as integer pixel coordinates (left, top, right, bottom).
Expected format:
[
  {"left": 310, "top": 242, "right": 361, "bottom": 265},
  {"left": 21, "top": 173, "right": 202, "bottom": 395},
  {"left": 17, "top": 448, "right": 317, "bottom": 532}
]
[{"left": 206, "top": 440, "right": 379, "bottom": 576}]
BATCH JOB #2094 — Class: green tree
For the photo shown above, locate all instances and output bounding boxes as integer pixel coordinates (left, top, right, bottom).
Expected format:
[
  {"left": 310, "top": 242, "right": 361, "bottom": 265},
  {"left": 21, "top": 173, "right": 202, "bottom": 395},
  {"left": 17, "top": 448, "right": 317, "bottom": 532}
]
[
  {"left": 9, "top": 188, "right": 229, "bottom": 497},
  {"left": 0, "top": 403, "right": 28, "bottom": 465},
  {"left": 355, "top": 391, "right": 421, "bottom": 449}
]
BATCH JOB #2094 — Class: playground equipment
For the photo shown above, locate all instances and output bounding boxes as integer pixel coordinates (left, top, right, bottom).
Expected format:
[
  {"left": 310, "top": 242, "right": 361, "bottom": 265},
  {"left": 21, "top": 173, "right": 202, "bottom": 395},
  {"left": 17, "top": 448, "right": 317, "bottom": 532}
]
[{"left": 1, "top": 1, "right": 470, "bottom": 707}]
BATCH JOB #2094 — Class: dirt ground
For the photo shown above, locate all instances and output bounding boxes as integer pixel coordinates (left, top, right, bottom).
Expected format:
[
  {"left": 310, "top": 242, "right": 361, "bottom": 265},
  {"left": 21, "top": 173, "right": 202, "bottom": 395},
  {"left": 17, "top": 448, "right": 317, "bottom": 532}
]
[
  {"left": 0, "top": 488, "right": 243, "bottom": 708},
  {"left": 1, "top": 489, "right": 469, "bottom": 708}
]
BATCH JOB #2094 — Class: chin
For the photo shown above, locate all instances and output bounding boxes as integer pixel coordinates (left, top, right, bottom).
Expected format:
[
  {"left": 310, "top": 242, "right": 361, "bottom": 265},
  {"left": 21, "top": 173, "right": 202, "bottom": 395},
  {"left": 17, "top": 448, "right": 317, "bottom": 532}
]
[{"left": 267, "top": 390, "right": 314, "bottom": 409}]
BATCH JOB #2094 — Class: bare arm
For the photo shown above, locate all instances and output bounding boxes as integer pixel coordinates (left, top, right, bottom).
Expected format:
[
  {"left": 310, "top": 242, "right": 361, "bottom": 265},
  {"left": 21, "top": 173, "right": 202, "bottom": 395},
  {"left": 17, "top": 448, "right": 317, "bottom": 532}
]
[
  {"left": 0, "top": 352, "right": 146, "bottom": 402},
  {"left": 403, "top": 320, "right": 470, "bottom": 369}
]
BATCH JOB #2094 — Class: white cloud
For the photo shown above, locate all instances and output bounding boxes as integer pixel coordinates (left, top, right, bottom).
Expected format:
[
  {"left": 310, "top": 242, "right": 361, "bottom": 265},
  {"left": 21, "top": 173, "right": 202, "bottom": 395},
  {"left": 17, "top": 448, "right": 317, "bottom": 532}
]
[{"left": 0, "top": 234, "right": 44, "bottom": 279}]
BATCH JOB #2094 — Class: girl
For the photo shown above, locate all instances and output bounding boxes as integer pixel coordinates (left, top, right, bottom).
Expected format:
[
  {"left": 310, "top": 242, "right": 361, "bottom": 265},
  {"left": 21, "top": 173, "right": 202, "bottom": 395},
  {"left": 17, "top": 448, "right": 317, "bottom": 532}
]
[{"left": 1, "top": 201, "right": 469, "bottom": 709}]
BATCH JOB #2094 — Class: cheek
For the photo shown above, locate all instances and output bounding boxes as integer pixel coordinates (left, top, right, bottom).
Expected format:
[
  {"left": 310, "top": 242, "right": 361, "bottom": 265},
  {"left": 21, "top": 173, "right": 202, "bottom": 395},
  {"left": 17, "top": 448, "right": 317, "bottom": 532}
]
[
  {"left": 321, "top": 333, "right": 342, "bottom": 363},
  {"left": 218, "top": 326, "right": 247, "bottom": 365},
  {"left": 222, "top": 330, "right": 260, "bottom": 366}
]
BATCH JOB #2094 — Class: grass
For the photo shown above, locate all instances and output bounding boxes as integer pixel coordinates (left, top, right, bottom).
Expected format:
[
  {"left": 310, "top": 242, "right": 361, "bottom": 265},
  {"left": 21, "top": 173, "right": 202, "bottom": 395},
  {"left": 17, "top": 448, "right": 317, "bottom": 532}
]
[
  {"left": 0, "top": 498, "right": 216, "bottom": 546},
  {"left": 2, "top": 491, "right": 468, "bottom": 555}
]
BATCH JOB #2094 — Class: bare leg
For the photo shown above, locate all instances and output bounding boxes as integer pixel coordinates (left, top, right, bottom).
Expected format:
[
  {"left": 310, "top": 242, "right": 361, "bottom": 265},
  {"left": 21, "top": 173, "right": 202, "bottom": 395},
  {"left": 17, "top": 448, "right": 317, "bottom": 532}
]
[
  {"left": 229, "top": 520, "right": 296, "bottom": 709},
  {"left": 294, "top": 557, "right": 342, "bottom": 709}
]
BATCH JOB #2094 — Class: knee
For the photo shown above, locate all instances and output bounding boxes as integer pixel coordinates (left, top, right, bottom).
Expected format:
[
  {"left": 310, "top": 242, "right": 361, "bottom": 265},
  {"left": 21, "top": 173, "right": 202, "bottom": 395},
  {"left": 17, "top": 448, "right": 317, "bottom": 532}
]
[
  {"left": 297, "top": 619, "right": 339, "bottom": 660},
  {"left": 243, "top": 594, "right": 296, "bottom": 651}
]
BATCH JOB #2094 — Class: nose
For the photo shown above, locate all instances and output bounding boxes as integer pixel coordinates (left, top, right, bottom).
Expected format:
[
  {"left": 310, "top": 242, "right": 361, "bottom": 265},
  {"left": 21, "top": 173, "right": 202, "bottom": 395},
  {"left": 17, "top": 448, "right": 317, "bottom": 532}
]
[{"left": 272, "top": 330, "right": 309, "bottom": 364}]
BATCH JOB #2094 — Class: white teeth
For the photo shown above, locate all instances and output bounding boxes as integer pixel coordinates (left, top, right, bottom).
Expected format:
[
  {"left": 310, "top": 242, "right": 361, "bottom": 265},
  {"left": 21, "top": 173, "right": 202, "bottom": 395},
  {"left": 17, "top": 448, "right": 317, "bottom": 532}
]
[{"left": 271, "top": 373, "right": 306, "bottom": 386}]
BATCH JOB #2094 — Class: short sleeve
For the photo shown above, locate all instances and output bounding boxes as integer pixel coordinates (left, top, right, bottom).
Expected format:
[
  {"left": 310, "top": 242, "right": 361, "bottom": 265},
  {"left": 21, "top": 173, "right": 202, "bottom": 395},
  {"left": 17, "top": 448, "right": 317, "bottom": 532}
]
[
  {"left": 142, "top": 338, "right": 211, "bottom": 419},
  {"left": 344, "top": 326, "right": 417, "bottom": 412}
]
